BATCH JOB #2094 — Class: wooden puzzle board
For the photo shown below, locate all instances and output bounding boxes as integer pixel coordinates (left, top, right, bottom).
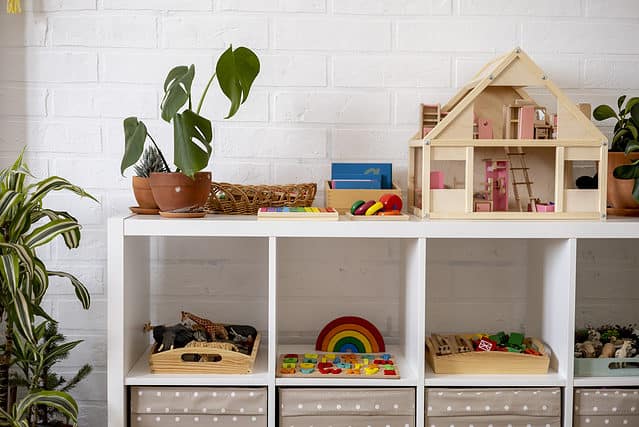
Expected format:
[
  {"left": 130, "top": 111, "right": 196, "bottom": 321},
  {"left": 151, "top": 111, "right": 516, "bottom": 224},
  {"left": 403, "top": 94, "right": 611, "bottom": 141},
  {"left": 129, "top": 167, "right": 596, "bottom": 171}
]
[{"left": 276, "top": 352, "right": 400, "bottom": 379}]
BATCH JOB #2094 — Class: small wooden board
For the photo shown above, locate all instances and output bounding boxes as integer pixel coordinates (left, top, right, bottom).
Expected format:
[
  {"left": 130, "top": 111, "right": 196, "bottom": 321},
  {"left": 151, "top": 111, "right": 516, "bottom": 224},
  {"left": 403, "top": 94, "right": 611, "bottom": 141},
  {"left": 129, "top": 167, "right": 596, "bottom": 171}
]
[
  {"left": 257, "top": 207, "right": 339, "bottom": 221},
  {"left": 345, "top": 213, "right": 410, "bottom": 221},
  {"left": 277, "top": 352, "right": 400, "bottom": 379}
]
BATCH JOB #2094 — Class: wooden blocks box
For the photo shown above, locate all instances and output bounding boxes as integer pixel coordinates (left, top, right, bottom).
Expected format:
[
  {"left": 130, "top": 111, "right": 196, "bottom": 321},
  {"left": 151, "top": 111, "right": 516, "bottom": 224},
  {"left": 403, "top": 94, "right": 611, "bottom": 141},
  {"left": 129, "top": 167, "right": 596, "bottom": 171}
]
[
  {"left": 279, "top": 387, "right": 415, "bottom": 427},
  {"left": 130, "top": 387, "right": 267, "bottom": 427},
  {"left": 325, "top": 181, "right": 402, "bottom": 214},
  {"left": 426, "top": 387, "right": 561, "bottom": 426},
  {"left": 574, "top": 388, "right": 639, "bottom": 427}
]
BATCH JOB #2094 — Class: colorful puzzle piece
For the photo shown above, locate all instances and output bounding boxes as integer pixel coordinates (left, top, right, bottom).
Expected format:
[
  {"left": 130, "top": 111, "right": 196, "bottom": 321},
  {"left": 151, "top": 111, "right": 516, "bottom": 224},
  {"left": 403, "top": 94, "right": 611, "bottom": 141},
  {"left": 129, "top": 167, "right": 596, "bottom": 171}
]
[{"left": 277, "top": 352, "right": 400, "bottom": 379}]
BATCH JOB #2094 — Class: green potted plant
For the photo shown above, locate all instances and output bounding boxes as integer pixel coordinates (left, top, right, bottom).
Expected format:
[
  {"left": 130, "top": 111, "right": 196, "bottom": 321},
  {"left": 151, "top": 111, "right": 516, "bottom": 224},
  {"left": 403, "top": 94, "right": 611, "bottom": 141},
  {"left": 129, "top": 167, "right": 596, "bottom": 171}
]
[
  {"left": 594, "top": 96, "right": 639, "bottom": 215},
  {"left": 120, "top": 45, "right": 260, "bottom": 212},
  {"left": 0, "top": 151, "right": 94, "bottom": 425},
  {"left": 131, "top": 145, "right": 169, "bottom": 211}
]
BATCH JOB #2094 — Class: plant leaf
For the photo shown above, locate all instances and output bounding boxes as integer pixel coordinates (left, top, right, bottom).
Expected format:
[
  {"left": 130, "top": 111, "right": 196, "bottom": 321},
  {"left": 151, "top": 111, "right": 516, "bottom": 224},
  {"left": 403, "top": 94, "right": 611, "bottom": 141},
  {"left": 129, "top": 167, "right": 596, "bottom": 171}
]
[
  {"left": 32, "top": 257, "right": 48, "bottom": 301},
  {"left": 628, "top": 122, "right": 639, "bottom": 141},
  {"left": 47, "top": 271, "right": 91, "bottom": 310},
  {"left": 161, "top": 65, "right": 195, "bottom": 122},
  {"left": 593, "top": 104, "right": 618, "bottom": 121},
  {"left": 618, "top": 95, "right": 627, "bottom": 110},
  {"left": 613, "top": 160, "right": 639, "bottom": 179},
  {"left": 43, "top": 340, "right": 82, "bottom": 366},
  {"left": 0, "top": 243, "right": 34, "bottom": 278},
  {"left": 36, "top": 209, "right": 81, "bottom": 249},
  {"left": 12, "top": 290, "right": 35, "bottom": 344},
  {"left": 613, "top": 128, "right": 630, "bottom": 144},
  {"left": 23, "top": 219, "right": 81, "bottom": 249},
  {"left": 0, "top": 190, "right": 22, "bottom": 224},
  {"left": 26, "top": 176, "right": 96, "bottom": 205},
  {"left": 633, "top": 178, "right": 639, "bottom": 202},
  {"left": 0, "top": 254, "right": 20, "bottom": 295},
  {"left": 121, "top": 117, "right": 148, "bottom": 175},
  {"left": 625, "top": 97, "right": 639, "bottom": 115},
  {"left": 173, "top": 110, "right": 212, "bottom": 178},
  {"left": 14, "top": 391, "right": 78, "bottom": 424},
  {"left": 625, "top": 141, "right": 639, "bottom": 155},
  {"left": 216, "top": 45, "right": 260, "bottom": 119}
]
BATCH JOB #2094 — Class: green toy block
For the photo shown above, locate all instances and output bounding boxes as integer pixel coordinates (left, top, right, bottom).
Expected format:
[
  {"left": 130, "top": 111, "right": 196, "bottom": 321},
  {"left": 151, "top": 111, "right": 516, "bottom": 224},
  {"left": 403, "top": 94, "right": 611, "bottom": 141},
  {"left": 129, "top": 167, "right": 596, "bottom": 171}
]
[{"left": 508, "top": 332, "right": 525, "bottom": 347}]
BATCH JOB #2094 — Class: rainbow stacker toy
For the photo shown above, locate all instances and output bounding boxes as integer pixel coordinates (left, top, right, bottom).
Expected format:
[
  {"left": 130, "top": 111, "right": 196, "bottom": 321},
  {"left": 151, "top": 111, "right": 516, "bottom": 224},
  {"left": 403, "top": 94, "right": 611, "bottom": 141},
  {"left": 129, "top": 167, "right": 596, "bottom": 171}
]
[{"left": 315, "top": 316, "right": 386, "bottom": 353}]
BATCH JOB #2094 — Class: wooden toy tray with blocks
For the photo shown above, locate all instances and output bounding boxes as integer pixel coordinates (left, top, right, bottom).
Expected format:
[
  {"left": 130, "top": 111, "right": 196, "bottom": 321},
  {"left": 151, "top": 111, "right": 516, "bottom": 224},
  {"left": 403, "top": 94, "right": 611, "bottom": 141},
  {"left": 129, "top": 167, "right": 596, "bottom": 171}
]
[
  {"left": 277, "top": 352, "right": 400, "bottom": 379},
  {"left": 426, "top": 333, "right": 551, "bottom": 375}
]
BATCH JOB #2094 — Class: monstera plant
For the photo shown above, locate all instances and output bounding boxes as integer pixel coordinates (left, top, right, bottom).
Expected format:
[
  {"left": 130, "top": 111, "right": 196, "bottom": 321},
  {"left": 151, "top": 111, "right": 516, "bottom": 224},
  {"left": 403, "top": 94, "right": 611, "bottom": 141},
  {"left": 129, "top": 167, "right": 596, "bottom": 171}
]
[
  {"left": 120, "top": 45, "right": 260, "bottom": 212},
  {"left": 0, "top": 151, "right": 94, "bottom": 425}
]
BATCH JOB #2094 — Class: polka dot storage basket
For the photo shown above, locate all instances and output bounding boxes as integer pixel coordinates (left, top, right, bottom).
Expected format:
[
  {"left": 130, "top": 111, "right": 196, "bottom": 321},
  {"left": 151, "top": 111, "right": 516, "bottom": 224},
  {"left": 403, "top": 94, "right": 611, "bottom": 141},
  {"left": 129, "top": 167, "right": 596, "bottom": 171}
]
[
  {"left": 130, "top": 387, "right": 267, "bottom": 427},
  {"left": 425, "top": 387, "right": 561, "bottom": 427},
  {"left": 574, "top": 388, "right": 639, "bottom": 427},
  {"left": 279, "top": 387, "right": 415, "bottom": 427}
]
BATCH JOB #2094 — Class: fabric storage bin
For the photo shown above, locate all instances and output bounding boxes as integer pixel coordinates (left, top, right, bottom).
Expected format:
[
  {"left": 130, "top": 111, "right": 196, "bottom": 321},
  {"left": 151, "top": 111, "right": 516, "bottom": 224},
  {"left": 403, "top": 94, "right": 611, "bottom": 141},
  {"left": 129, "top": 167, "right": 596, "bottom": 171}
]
[
  {"left": 279, "top": 387, "right": 415, "bottom": 427},
  {"left": 130, "top": 387, "right": 266, "bottom": 427},
  {"left": 574, "top": 388, "right": 639, "bottom": 426},
  {"left": 425, "top": 387, "right": 561, "bottom": 427}
]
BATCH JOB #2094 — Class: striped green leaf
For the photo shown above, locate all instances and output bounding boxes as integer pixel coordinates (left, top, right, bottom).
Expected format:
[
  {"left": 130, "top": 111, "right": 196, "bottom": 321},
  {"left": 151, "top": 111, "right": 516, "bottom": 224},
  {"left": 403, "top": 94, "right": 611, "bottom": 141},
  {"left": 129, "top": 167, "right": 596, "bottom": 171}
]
[
  {"left": 0, "top": 191, "right": 22, "bottom": 224},
  {"left": 48, "top": 271, "right": 90, "bottom": 309},
  {"left": 26, "top": 176, "right": 96, "bottom": 205},
  {"left": 8, "top": 204, "right": 34, "bottom": 242},
  {"left": 14, "top": 390, "right": 78, "bottom": 424},
  {"left": 32, "top": 258, "right": 49, "bottom": 301},
  {"left": 23, "top": 219, "right": 80, "bottom": 249},
  {"left": 37, "top": 209, "right": 81, "bottom": 249},
  {"left": 0, "top": 242, "right": 34, "bottom": 277},
  {"left": 12, "top": 290, "right": 35, "bottom": 343},
  {"left": 43, "top": 339, "right": 82, "bottom": 366},
  {"left": 0, "top": 254, "right": 20, "bottom": 294}
]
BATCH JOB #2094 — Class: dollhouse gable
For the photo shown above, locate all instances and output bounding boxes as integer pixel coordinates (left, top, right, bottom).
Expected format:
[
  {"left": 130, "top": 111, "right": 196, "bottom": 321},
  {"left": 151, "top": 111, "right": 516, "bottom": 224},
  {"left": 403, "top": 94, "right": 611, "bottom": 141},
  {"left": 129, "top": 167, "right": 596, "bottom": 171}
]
[{"left": 425, "top": 47, "right": 605, "bottom": 143}]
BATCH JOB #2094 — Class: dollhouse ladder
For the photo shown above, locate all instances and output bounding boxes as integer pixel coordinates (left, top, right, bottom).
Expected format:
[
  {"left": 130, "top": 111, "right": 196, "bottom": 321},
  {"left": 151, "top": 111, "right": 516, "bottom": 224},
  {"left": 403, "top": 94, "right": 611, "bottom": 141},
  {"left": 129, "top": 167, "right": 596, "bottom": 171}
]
[{"left": 504, "top": 147, "right": 536, "bottom": 212}]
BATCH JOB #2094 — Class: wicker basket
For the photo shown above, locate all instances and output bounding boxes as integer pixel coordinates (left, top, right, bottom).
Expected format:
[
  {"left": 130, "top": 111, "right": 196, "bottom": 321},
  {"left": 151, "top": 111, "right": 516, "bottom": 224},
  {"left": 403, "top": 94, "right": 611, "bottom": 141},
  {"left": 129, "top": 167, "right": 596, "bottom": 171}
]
[{"left": 205, "top": 182, "right": 317, "bottom": 215}]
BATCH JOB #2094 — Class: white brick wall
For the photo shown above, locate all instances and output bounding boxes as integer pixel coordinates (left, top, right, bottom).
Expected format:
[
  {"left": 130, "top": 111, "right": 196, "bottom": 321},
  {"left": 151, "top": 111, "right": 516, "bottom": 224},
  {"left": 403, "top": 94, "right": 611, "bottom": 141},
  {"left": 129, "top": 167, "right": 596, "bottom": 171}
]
[{"left": 1, "top": 1, "right": 639, "bottom": 425}]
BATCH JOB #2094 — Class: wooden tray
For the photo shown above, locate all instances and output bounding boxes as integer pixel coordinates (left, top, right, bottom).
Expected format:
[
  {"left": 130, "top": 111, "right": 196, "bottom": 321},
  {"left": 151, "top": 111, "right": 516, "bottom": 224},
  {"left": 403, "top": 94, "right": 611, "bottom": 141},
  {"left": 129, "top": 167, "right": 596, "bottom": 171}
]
[
  {"left": 426, "top": 335, "right": 550, "bottom": 375},
  {"left": 149, "top": 333, "right": 260, "bottom": 374},
  {"left": 345, "top": 212, "right": 410, "bottom": 221}
]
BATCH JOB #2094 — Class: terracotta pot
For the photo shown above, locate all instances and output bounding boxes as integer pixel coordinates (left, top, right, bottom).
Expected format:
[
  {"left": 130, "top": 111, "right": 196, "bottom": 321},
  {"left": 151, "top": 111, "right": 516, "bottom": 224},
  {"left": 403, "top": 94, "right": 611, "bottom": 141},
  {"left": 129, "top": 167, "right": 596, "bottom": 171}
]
[
  {"left": 149, "top": 172, "right": 212, "bottom": 212},
  {"left": 132, "top": 176, "right": 158, "bottom": 209},
  {"left": 607, "top": 151, "right": 639, "bottom": 215}
]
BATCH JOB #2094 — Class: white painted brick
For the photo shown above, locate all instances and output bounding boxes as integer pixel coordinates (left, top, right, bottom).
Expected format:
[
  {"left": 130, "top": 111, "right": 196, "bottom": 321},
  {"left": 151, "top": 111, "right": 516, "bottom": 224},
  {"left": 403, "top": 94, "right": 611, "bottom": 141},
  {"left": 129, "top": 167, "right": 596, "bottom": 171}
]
[
  {"left": 59, "top": 335, "right": 106, "bottom": 368},
  {"left": 258, "top": 54, "right": 327, "bottom": 87},
  {"left": 57, "top": 299, "right": 106, "bottom": 330},
  {"left": 460, "top": 0, "right": 581, "bottom": 16},
  {"left": 100, "top": 52, "right": 211, "bottom": 84},
  {"left": 209, "top": 159, "right": 270, "bottom": 184},
  {"left": 0, "top": 51, "right": 97, "bottom": 83},
  {"left": 219, "top": 0, "right": 326, "bottom": 12},
  {"left": 23, "top": 0, "right": 96, "bottom": 11},
  {"left": 585, "top": 0, "right": 639, "bottom": 18},
  {"left": 0, "top": 120, "right": 101, "bottom": 153},
  {"left": 584, "top": 58, "right": 639, "bottom": 89},
  {"left": 103, "top": 0, "right": 210, "bottom": 10},
  {"left": 52, "top": 87, "right": 157, "bottom": 119},
  {"left": 274, "top": 18, "right": 391, "bottom": 51},
  {"left": 161, "top": 16, "right": 268, "bottom": 49},
  {"left": 334, "top": 0, "right": 451, "bottom": 15},
  {"left": 66, "top": 370, "right": 106, "bottom": 401},
  {"left": 523, "top": 21, "right": 639, "bottom": 54},
  {"left": 47, "top": 263, "right": 104, "bottom": 296},
  {"left": 334, "top": 55, "right": 450, "bottom": 88},
  {"left": 394, "top": 89, "right": 456, "bottom": 125},
  {"left": 0, "top": 87, "right": 47, "bottom": 117},
  {"left": 0, "top": 15, "right": 46, "bottom": 46},
  {"left": 273, "top": 161, "right": 330, "bottom": 187},
  {"left": 106, "top": 190, "right": 136, "bottom": 218},
  {"left": 274, "top": 92, "right": 390, "bottom": 124},
  {"left": 216, "top": 127, "right": 327, "bottom": 158},
  {"left": 78, "top": 403, "right": 106, "bottom": 427},
  {"left": 0, "top": 156, "right": 48, "bottom": 178},
  {"left": 397, "top": 19, "right": 518, "bottom": 53},
  {"left": 52, "top": 228, "right": 107, "bottom": 262},
  {"left": 52, "top": 157, "right": 128, "bottom": 189},
  {"left": 50, "top": 15, "right": 157, "bottom": 48},
  {"left": 44, "top": 191, "right": 104, "bottom": 225},
  {"left": 332, "top": 129, "right": 409, "bottom": 160},
  {"left": 201, "top": 90, "right": 269, "bottom": 123},
  {"left": 455, "top": 54, "right": 580, "bottom": 89}
]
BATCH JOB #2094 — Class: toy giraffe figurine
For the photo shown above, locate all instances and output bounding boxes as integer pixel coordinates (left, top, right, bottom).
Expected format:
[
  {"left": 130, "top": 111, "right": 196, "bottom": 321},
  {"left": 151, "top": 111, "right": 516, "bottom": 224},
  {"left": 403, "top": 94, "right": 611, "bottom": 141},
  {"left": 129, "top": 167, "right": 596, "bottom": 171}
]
[{"left": 181, "top": 311, "right": 229, "bottom": 341}]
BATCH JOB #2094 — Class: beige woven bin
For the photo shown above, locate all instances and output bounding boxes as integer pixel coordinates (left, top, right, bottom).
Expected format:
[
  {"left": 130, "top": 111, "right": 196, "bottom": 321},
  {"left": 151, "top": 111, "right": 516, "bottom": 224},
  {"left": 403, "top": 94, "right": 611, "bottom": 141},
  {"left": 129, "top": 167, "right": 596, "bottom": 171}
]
[{"left": 205, "top": 182, "right": 316, "bottom": 215}]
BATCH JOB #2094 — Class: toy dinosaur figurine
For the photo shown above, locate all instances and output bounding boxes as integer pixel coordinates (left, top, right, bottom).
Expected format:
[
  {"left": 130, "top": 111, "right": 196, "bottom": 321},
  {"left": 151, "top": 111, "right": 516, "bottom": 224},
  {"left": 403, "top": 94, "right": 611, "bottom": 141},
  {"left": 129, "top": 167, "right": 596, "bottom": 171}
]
[
  {"left": 181, "top": 311, "right": 229, "bottom": 341},
  {"left": 144, "top": 322, "right": 194, "bottom": 352}
]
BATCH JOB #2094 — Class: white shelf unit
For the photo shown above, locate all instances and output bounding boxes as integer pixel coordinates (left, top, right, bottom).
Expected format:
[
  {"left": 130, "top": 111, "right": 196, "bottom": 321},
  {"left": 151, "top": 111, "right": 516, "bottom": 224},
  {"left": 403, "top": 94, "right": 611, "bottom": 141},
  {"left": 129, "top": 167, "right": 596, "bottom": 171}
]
[{"left": 108, "top": 215, "right": 639, "bottom": 427}]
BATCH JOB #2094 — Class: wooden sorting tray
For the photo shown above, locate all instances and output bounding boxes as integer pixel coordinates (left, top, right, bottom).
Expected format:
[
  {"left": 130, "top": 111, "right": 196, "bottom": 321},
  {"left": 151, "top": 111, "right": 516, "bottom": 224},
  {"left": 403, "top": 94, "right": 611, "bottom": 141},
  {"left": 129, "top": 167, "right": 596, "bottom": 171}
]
[
  {"left": 426, "top": 335, "right": 550, "bottom": 375},
  {"left": 149, "top": 333, "right": 261, "bottom": 374},
  {"left": 575, "top": 357, "right": 639, "bottom": 377}
]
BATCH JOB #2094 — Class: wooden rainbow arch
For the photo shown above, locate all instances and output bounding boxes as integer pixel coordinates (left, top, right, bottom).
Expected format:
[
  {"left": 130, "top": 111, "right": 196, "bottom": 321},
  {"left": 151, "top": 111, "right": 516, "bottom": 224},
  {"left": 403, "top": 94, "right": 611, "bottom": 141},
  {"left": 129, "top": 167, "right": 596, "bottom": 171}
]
[{"left": 315, "top": 316, "right": 385, "bottom": 353}]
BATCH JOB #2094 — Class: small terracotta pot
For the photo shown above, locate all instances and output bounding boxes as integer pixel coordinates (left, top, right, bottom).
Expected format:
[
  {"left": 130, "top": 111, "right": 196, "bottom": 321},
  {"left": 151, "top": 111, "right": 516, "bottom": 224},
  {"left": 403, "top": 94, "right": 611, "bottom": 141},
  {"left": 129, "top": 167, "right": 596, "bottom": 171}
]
[
  {"left": 132, "top": 176, "right": 158, "bottom": 209},
  {"left": 607, "top": 151, "right": 639, "bottom": 215},
  {"left": 149, "top": 172, "right": 212, "bottom": 212}
]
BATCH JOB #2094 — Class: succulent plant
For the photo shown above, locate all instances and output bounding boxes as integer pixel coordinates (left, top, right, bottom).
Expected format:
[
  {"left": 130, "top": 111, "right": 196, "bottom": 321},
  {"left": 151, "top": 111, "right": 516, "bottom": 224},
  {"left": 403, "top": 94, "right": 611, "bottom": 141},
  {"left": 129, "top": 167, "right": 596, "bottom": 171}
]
[{"left": 133, "top": 145, "right": 169, "bottom": 178}]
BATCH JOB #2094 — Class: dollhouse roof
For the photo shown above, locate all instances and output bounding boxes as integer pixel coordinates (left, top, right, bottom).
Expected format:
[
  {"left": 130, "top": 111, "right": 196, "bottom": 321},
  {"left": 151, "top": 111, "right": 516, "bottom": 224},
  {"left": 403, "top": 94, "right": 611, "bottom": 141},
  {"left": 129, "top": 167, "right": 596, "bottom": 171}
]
[{"left": 425, "top": 47, "right": 607, "bottom": 142}]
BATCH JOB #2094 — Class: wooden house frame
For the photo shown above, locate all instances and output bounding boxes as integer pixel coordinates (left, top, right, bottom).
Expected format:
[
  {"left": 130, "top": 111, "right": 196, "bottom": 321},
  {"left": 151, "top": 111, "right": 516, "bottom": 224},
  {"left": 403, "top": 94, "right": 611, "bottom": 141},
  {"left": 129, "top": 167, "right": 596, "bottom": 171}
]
[{"left": 407, "top": 48, "right": 608, "bottom": 220}]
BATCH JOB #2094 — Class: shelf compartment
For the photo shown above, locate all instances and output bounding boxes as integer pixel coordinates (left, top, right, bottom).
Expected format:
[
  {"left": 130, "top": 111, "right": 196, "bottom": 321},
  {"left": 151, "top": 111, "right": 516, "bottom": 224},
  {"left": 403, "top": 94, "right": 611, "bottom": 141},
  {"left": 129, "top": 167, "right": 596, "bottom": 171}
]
[{"left": 425, "top": 238, "right": 573, "bottom": 381}]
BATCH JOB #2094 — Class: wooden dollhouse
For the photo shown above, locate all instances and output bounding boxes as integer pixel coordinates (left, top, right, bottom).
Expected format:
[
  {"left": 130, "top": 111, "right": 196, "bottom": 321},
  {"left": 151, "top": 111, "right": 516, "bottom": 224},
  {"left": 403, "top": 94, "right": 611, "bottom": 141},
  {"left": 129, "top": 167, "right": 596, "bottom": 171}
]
[{"left": 408, "top": 48, "right": 608, "bottom": 219}]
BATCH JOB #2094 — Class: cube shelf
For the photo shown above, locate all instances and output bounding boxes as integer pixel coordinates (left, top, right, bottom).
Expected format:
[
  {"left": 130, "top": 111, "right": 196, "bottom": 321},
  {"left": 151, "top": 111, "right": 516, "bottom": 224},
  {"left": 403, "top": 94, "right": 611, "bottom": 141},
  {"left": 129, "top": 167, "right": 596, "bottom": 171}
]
[{"left": 108, "top": 216, "right": 639, "bottom": 427}]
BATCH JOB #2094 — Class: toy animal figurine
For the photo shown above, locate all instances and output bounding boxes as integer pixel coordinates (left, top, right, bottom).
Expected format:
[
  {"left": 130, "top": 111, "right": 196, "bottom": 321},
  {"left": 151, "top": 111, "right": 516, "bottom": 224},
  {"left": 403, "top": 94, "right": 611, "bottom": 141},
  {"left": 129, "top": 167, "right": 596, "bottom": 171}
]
[
  {"left": 227, "top": 325, "right": 257, "bottom": 344},
  {"left": 600, "top": 342, "right": 616, "bottom": 358},
  {"left": 616, "top": 340, "right": 633, "bottom": 358},
  {"left": 575, "top": 341, "right": 596, "bottom": 358},
  {"left": 181, "top": 311, "right": 229, "bottom": 341},
  {"left": 144, "top": 322, "right": 194, "bottom": 352}
]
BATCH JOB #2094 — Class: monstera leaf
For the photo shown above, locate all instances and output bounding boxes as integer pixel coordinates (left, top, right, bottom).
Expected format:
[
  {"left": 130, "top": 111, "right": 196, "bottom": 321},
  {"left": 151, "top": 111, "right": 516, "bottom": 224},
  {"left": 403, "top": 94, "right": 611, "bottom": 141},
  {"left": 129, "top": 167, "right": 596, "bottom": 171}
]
[
  {"left": 161, "top": 65, "right": 195, "bottom": 122},
  {"left": 121, "top": 117, "right": 147, "bottom": 175},
  {"left": 173, "top": 110, "right": 213, "bottom": 178},
  {"left": 216, "top": 46, "right": 260, "bottom": 119}
]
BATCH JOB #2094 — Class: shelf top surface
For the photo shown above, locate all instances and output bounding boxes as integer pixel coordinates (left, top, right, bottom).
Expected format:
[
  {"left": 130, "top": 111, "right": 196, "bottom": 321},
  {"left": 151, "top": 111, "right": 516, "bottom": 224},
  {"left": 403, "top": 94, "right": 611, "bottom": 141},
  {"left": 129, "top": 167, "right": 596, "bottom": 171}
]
[{"left": 116, "top": 214, "right": 639, "bottom": 239}]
